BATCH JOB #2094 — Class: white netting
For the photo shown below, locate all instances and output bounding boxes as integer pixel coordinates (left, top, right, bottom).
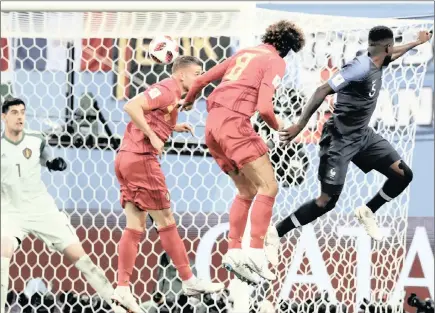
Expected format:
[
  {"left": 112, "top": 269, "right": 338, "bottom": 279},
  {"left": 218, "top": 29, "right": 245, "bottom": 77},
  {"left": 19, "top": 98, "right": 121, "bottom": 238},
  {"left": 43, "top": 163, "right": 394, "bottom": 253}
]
[{"left": 1, "top": 8, "right": 433, "bottom": 313}]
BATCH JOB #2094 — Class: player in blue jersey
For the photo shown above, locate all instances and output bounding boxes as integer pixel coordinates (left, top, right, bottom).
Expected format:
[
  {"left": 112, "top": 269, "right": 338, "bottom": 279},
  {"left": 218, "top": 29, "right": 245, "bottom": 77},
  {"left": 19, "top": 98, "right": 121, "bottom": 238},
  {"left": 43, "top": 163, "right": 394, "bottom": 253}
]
[{"left": 263, "top": 26, "right": 431, "bottom": 263}]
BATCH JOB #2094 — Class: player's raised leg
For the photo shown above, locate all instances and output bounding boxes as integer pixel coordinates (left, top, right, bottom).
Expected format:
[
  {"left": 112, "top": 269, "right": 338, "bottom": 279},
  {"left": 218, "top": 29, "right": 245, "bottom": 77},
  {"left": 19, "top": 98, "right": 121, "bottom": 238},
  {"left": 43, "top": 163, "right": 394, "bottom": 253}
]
[
  {"left": 62, "top": 243, "right": 128, "bottom": 312},
  {"left": 267, "top": 123, "right": 353, "bottom": 254},
  {"left": 352, "top": 132, "right": 413, "bottom": 240},
  {"left": 23, "top": 206, "right": 128, "bottom": 313}
]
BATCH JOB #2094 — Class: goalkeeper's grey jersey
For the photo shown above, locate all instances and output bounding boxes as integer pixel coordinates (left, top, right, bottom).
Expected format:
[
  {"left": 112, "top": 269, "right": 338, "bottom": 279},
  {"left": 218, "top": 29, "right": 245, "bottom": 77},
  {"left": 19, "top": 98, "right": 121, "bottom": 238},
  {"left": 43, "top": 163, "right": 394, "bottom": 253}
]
[{"left": 1, "top": 130, "right": 50, "bottom": 209}]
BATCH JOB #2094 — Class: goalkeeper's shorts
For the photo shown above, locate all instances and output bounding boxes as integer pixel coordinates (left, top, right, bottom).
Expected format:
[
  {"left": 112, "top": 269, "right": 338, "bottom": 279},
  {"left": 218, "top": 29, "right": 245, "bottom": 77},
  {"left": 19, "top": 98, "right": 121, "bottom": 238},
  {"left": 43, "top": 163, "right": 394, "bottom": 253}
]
[{"left": 1, "top": 195, "right": 79, "bottom": 252}]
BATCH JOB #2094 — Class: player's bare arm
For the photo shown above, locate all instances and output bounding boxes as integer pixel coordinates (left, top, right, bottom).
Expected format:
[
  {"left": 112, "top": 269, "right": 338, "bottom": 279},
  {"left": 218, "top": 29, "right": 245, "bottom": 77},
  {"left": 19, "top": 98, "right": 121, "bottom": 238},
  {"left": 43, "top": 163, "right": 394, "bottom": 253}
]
[
  {"left": 181, "top": 58, "right": 232, "bottom": 111},
  {"left": 279, "top": 82, "right": 334, "bottom": 144},
  {"left": 390, "top": 30, "right": 432, "bottom": 62},
  {"left": 257, "top": 60, "right": 286, "bottom": 131},
  {"left": 123, "top": 94, "right": 164, "bottom": 155}
]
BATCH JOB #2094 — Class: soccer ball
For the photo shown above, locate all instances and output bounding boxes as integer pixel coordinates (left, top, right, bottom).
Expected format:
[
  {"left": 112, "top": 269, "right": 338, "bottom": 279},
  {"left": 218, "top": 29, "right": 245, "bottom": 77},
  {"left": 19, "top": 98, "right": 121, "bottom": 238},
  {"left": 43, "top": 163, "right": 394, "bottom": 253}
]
[{"left": 148, "top": 36, "right": 180, "bottom": 64}]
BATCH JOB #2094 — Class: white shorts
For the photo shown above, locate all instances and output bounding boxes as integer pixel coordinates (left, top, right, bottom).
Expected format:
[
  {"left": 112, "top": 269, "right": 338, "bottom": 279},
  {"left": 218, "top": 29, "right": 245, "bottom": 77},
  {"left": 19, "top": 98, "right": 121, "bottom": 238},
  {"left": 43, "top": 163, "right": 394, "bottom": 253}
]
[{"left": 1, "top": 194, "right": 80, "bottom": 252}]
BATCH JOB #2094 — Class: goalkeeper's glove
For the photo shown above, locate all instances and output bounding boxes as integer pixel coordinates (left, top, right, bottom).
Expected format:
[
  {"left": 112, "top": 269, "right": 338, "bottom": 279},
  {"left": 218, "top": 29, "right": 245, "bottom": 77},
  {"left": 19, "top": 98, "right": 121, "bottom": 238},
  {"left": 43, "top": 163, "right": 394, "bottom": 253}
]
[{"left": 46, "top": 157, "right": 67, "bottom": 172}]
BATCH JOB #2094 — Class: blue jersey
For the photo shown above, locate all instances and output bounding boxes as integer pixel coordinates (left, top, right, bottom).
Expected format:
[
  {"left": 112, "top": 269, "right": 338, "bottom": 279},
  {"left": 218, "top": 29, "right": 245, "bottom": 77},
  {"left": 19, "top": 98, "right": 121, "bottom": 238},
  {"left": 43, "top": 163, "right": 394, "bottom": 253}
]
[{"left": 328, "top": 53, "right": 383, "bottom": 137}]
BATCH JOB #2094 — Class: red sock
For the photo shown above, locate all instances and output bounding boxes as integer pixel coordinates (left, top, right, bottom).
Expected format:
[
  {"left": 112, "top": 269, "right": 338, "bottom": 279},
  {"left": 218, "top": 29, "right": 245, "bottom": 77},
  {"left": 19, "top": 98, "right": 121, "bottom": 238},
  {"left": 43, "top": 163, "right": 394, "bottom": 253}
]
[
  {"left": 117, "top": 228, "right": 143, "bottom": 286},
  {"left": 228, "top": 195, "right": 252, "bottom": 249},
  {"left": 250, "top": 194, "right": 275, "bottom": 248},
  {"left": 158, "top": 224, "right": 193, "bottom": 281}
]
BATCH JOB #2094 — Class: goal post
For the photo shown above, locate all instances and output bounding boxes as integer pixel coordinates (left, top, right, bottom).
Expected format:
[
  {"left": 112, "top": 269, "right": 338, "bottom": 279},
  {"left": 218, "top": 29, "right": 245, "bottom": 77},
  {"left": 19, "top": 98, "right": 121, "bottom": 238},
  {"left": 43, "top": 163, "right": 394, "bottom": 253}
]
[{"left": 1, "top": 5, "right": 433, "bottom": 313}]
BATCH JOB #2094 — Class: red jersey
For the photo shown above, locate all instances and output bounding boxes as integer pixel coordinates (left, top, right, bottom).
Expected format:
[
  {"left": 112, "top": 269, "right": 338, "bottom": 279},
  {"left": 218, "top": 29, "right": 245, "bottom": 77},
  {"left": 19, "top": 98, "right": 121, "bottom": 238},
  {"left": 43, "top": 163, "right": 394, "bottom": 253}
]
[
  {"left": 120, "top": 78, "right": 181, "bottom": 154},
  {"left": 185, "top": 44, "right": 285, "bottom": 130}
]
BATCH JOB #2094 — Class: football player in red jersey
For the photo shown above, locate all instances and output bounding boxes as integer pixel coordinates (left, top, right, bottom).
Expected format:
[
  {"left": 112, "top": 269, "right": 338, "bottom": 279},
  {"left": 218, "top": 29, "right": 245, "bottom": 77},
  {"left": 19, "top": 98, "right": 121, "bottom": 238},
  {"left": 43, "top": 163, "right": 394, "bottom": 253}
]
[
  {"left": 113, "top": 56, "right": 224, "bottom": 310},
  {"left": 182, "top": 21, "right": 306, "bottom": 284}
]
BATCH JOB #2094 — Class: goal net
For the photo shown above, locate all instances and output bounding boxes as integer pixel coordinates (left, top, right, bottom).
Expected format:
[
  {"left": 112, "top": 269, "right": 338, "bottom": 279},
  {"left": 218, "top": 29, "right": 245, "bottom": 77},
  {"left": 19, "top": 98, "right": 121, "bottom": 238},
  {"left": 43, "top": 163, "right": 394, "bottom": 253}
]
[{"left": 1, "top": 4, "right": 433, "bottom": 313}]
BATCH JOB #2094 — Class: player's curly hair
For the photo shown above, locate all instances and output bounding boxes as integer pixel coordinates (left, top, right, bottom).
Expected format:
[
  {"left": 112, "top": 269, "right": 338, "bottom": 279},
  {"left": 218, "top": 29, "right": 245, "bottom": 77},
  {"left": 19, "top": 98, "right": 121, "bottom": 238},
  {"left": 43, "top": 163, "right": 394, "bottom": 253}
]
[{"left": 261, "top": 20, "right": 306, "bottom": 57}]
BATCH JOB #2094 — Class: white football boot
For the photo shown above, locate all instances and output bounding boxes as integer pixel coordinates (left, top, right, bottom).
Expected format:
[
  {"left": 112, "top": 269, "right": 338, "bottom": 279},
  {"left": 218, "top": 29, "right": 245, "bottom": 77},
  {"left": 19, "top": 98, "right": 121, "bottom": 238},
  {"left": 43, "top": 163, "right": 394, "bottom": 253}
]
[
  {"left": 222, "top": 249, "right": 261, "bottom": 285},
  {"left": 355, "top": 205, "right": 384, "bottom": 241},
  {"left": 111, "top": 286, "right": 143, "bottom": 313},
  {"left": 245, "top": 248, "right": 276, "bottom": 281},
  {"left": 110, "top": 303, "right": 127, "bottom": 313},
  {"left": 182, "top": 276, "right": 225, "bottom": 296},
  {"left": 264, "top": 226, "right": 280, "bottom": 267}
]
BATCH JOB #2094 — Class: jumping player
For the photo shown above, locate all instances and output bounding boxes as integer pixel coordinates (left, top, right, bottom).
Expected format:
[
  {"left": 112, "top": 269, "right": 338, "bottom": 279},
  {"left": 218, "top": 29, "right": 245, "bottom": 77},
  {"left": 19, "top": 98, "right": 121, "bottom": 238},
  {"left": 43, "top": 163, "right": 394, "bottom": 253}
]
[
  {"left": 113, "top": 56, "right": 224, "bottom": 305},
  {"left": 181, "top": 21, "right": 306, "bottom": 284},
  {"left": 269, "top": 27, "right": 432, "bottom": 248},
  {"left": 0, "top": 98, "right": 129, "bottom": 313}
]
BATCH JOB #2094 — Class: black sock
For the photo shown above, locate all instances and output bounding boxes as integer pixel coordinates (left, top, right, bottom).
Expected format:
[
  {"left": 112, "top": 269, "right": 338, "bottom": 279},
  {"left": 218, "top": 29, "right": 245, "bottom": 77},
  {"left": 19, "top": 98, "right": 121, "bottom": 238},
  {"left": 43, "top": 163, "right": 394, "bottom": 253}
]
[
  {"left": 276, "top": 199, "right": 323, "bottom": 237},
  {"left": 366, "top": 192, "right": 388, "bottom": 213},
  {"left": 366, "top": 177, "right": 410, "bottom": 213}
]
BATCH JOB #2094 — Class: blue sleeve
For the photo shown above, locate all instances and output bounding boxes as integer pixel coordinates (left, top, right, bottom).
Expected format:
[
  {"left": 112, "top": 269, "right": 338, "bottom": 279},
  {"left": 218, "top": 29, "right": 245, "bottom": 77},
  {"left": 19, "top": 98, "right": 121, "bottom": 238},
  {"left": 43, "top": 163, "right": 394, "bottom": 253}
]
[{"left": 328, "top": 56, "right": 370, "bottom": 92}]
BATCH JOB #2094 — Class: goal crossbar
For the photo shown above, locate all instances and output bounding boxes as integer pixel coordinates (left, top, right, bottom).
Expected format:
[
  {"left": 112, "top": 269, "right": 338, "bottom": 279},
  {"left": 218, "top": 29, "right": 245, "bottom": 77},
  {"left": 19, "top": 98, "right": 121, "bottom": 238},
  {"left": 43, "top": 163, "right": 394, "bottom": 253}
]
[{"left": 0, "top": 1, "right": 251, "bottom": 12}]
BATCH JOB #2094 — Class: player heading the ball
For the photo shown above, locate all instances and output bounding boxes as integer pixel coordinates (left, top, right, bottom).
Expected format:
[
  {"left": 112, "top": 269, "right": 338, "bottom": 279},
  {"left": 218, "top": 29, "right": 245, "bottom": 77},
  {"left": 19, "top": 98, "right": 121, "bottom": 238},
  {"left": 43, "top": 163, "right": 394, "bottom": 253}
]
[
  {"left": 270, "top": 27, "right": 432, "bottom": 251},
  {"left": 180, "top": 20, "right": 306, "bottom": 284},
  {"left": 0, "top": 98, "right": 130, "bottom": 313},
  {"left": 114, "top": 56, "right": 224, "bottom": 306}
]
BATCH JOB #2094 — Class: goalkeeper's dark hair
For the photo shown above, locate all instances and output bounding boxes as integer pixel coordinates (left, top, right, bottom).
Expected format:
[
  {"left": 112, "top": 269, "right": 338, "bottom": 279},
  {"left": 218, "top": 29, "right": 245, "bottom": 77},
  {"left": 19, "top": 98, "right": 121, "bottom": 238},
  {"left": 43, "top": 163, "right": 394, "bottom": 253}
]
[
  {"left": 172, "top": 56, "right": 202, "bottom": 73},
  {"left": 2, "top": 98, "right": 26, "bottom": 114},
  {"left": 262, "top": 20, "right": 306, "bottom": 56},
  {"left": 368, "top": 26, "right": 394, "bottom": 45}
]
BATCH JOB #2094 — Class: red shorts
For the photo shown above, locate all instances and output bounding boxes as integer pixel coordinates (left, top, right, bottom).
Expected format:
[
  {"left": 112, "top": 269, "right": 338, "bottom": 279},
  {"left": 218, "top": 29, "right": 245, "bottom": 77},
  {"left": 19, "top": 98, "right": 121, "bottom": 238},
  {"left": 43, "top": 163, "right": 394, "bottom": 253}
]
[
  {"left": 205, "top": 105, "right": 269, "bottom": 173},
  {"left": 114, "top": 151, "right": 170, "bottom": 210}
]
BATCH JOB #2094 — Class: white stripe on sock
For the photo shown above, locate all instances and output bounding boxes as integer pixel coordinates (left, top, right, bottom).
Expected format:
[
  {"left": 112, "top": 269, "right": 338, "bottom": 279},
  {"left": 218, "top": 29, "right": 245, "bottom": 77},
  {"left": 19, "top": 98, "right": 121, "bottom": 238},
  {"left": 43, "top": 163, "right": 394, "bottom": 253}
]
[
  {"left": 290, "top": 214, "right": 301, "bottom": 227},
  {"left": 379, "top": 189, "right": 393, "bottom": 201}
]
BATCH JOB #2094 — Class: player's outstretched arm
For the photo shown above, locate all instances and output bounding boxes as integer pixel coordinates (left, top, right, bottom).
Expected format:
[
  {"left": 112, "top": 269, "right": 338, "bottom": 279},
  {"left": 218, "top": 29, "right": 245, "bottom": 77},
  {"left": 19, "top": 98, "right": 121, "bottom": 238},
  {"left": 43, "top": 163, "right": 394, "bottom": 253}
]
[
  {"left": 280, "top": 56, "right": 370, "bottom": 144},
  {"left": 279, "top": 82, "right": 334, "bottom": 144},
  {"left": 391, "top": 30, "right": 432, "bottom": 62},
  {"left": 257, "top": 58, "right": 286, "bottom": 131},
  {"left": 299, "top": 82, "right": 334, "bottom": 126},
  {"left": 182, "top": 58, "right": 232, "bottom": 111}
]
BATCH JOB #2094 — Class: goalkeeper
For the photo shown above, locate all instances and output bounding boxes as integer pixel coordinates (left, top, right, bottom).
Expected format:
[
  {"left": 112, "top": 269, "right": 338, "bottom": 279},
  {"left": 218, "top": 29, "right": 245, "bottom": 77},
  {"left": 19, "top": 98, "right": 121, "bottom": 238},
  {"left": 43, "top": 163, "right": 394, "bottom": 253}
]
[{"left": 0, "top": 98, "right": 131, "bottom": 313}]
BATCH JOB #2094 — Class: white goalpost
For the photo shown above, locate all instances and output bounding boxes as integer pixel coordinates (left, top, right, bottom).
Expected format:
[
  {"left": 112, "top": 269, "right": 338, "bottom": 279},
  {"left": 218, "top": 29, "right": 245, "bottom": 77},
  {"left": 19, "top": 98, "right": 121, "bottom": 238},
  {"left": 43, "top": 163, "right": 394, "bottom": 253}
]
[{"left": 1, "top": 2, "right": 433, "bottom": 312}]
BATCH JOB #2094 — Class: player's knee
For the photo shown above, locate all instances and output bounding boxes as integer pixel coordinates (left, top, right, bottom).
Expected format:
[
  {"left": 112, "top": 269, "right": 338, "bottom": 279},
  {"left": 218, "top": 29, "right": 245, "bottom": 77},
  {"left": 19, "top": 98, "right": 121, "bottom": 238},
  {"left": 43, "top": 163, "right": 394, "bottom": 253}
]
[
  {"left": 1, "top": 237, "right": 18, "bottom": 258},
  {"left": 149, "top": 209, "right": 175, "bottom": 228},
  {"left": 316, "top": 193, "right": 332, "bottom": 208},
  {"left": 318, "top": 182, "right": 342, "bottom": 211},
  {"left": 258, "top": 178, "right": 278, "bottom": 197},
  {"left": 316, "top": 194, "right": 339, "bottom": 212},
  {"left": 237, "top": 185, "right": 258, "bottom": 200},
  {"left": 398, "top": 161, "right": 413, "bottom": 184},
  {"left": 63, "top": 243, "right": 86, "bottom": 264}
]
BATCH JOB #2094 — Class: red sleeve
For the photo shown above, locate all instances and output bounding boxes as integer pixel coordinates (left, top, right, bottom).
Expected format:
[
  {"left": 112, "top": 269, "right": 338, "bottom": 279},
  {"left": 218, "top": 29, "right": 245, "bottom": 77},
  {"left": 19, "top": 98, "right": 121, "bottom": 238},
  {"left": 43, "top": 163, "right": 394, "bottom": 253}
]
[
  {"left": 184, "top": 58, "right": 232, "bottom": 103},
  {"left": 144, "top": 86, "right": 174, "bottom": 110},
  {"left": 257, "top": 57, "right": 285, "bottom": 131}
]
